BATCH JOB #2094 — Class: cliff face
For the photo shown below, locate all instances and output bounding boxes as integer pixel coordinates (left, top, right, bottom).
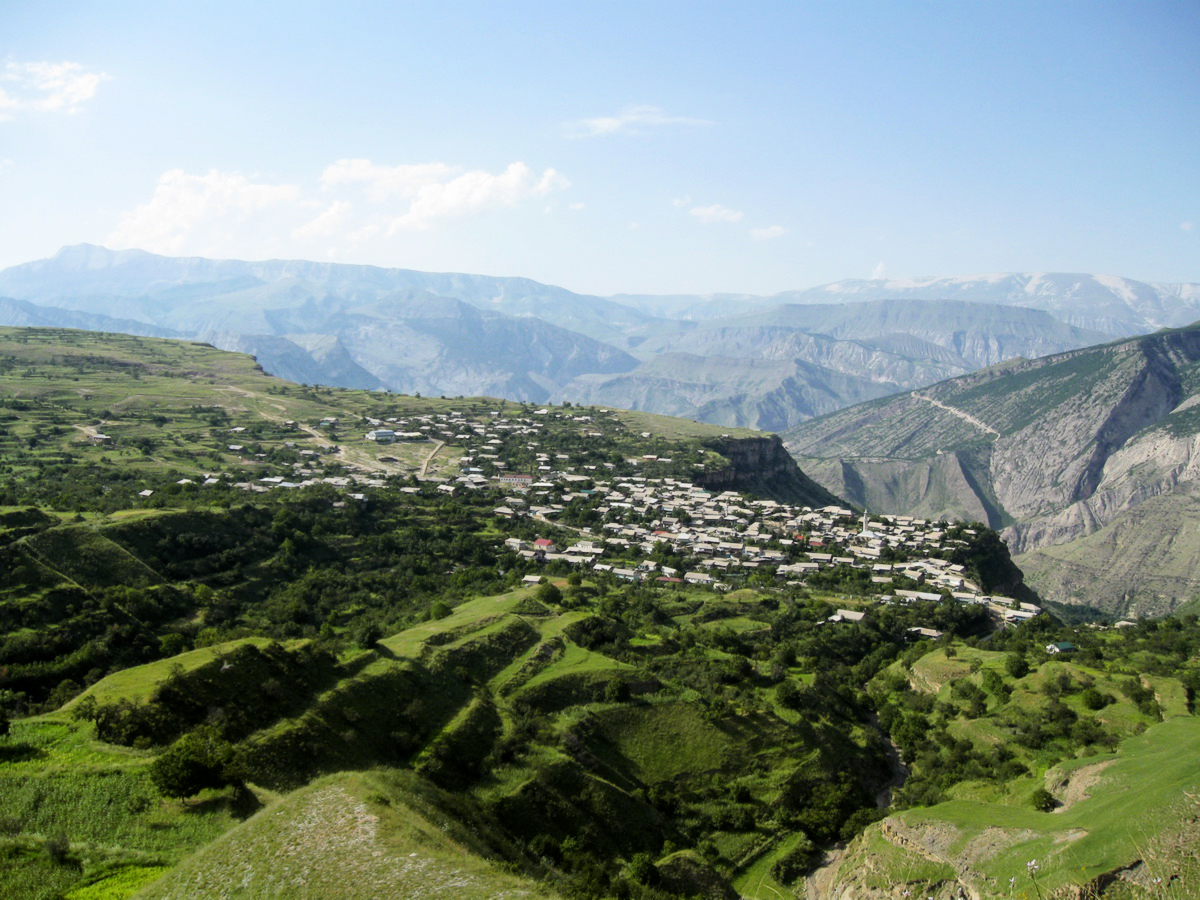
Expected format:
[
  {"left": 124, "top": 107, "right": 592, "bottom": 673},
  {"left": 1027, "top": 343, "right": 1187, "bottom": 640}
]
[
  {"left": 785, "top": 324, "right": 1200, "bottom": 614},
  {"left": 796, "top": 452, "right": 998, "bottom": 526},
  {"left": 990, "top": 331, "right": 1200, "bottom": 529},
  {"left": 696, "top": 435, "right": 841, "bottom": 507}
]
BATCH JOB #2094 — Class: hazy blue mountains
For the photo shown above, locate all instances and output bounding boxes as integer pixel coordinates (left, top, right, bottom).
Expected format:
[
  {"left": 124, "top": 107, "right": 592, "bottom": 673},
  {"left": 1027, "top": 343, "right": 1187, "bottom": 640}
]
[
  {"left": 563, "top": 299, "right": 1111, "bottom": 430},
  {"left": 618, "top": 272, "right": 1200, "bottom": 336},
  {"left": 1, "top": 245, "right": 1195, "bottom": 422},
  {"left": 0, "top": 245, "right": 640, "bottom": 401}
]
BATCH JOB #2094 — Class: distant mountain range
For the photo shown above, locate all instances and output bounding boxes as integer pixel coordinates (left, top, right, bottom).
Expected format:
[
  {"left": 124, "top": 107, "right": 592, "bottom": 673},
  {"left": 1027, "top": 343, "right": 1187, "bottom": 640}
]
[
  {"left": 786, "top": 323, "right": 1200, "bottom": 616},
  {"left": 0, "top": 245, "right": 1195, "bottom": 427},
  {"left": 564, "top": 299, "right": 1112, "bottom": 428}
]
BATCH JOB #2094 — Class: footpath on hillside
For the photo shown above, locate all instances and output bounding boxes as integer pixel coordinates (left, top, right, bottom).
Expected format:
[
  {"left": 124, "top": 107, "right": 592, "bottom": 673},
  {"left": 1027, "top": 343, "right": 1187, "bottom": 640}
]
[{"left": 912, "top": 393, "right": 999, "bottom": 437}]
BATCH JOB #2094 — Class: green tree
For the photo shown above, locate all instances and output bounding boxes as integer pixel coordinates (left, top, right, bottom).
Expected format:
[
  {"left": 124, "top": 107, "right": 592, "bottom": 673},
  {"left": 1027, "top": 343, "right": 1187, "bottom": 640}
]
[
  {"left": 626, "top": 852, "right": 656, "bottom": 884},
  {"left": 1031, "top": 787, "right": 1057, "bottom": 812},
  {"left": 352, "top": 619, "right": 383, "bottom": 648},
  {"left": 149, "top": 727, "right": 237, "bottom": 800},
  {"left": 537, "top": 582, "right": 563, "bottom": 606},
  {"left": 604, "top": 677, "right": 630, "bottom": 703},
  {"left": 159, "top": 632, "right": 189, "bottom": 657},
  {"left": 776, "top": 679, "right": 803, "bottom": 711},
  {"left": 1005, "top": 653, "right": 1030, "bottom": 679}
]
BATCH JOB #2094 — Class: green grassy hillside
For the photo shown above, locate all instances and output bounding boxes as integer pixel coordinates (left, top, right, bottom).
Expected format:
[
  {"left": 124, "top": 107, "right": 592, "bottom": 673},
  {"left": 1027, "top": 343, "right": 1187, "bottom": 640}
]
[
  {"left": 831, "top": 715, "right": 1200, "bottom": 899},
  {"left": 0, "top": 715, "right": 245, "bottom": 900},
  {"left": 137, "top": 771, "right": 552, "bottom": 900},
  {"left": 1, "top": 327, "right": 1199, "bottom": 899}
]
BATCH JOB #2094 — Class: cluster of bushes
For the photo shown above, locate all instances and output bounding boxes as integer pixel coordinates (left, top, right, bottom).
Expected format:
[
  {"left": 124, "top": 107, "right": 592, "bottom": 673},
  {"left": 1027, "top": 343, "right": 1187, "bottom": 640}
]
[{"left": 71, "top": 641, "right": 339, "bottom": 748}]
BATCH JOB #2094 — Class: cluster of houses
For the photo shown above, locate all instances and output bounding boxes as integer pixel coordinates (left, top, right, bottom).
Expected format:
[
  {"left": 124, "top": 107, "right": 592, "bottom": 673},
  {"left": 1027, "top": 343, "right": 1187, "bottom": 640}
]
[
  {"left": 141, "top": 402, "right": 1044, "bottom": 633},
  {"left": 358, "top": 407, "right": 1043, "bottom": 629},
  {"left": 502, "top": 478, "right": 1039, "bottom": 624},
  {"left": 363, "top": 408, "right": 583, "bottom": 451}
]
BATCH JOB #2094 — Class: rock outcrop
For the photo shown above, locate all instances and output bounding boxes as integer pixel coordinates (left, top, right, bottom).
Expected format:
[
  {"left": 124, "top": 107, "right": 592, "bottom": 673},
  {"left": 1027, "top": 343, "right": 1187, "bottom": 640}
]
[{"left": 696, "top": 435, "right": 839, "bottom": 507}]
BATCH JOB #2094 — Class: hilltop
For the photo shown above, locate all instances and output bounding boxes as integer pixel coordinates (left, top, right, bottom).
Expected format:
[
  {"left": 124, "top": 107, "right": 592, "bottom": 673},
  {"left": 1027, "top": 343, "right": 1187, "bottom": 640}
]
[{"left": 787, "top": 322, "right": 1200, "bottom": 617}]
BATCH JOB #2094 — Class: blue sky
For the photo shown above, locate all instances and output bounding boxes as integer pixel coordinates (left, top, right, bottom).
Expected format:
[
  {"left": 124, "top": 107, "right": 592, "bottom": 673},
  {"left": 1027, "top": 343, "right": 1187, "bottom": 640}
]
[{"left": 1, "top": 1, "right": 1197, "bottom": 294}]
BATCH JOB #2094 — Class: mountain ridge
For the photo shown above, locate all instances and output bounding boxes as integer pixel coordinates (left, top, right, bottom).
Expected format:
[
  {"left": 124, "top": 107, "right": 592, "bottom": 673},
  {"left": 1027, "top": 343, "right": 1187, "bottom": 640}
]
[
  {"left": 1, "top": 245, "right": 1196, "bottom": 429},
  {"left": 786, "top": 322, "right": 1200, "bottom": 614}
]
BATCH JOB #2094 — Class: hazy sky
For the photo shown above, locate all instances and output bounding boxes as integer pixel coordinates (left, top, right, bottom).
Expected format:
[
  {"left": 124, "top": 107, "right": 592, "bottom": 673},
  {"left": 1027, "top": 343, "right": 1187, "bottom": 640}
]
[{"left": 2, "top": 1, "right": 1197, "bottom": 294}]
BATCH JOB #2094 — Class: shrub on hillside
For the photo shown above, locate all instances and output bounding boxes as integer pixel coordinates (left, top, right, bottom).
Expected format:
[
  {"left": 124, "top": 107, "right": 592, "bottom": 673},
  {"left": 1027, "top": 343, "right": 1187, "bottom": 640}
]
[
  {"left": 1031, "top": 787, "right": 1057, "bottom": 812},
  {"left": 1005, "top": 653, "right": 1030, "bottom": 678},
  {"left": 149, "top": 725, "right": 239, "bottom": 800},
  {"left": 770, "top": 833, "right": 820, "bottom": 884}
]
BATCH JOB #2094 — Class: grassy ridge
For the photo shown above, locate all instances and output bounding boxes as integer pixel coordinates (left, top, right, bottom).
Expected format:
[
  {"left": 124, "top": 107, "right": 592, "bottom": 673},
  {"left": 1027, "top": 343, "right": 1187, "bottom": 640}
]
[
  {"left": 882, "top": 716, "right": 1200, "bottom": 897},
  {"left": 136, "top": 771, "right": 552, "bottom": 900},
  {"left": 64, "top": 638, "right": 279, "bottom": 709}
]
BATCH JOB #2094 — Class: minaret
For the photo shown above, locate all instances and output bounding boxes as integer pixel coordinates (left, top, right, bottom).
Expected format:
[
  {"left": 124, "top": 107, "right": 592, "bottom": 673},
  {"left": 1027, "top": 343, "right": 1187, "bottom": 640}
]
[{"left": 860, "top": 510, "right": 876, "bottom": 540}]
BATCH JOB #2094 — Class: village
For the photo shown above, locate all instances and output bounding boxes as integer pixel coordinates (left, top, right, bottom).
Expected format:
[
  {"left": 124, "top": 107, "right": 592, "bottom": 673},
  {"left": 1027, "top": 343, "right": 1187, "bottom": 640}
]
[
  {"left": 153, "top": 401, "right": 1043, "bottom": 634},
  {"left": 363, "top": 406, "right": 1044, "bottom": 632}
]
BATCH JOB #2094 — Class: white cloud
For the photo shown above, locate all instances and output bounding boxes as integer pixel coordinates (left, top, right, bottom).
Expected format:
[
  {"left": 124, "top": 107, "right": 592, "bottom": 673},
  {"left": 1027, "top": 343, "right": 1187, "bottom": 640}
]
[
  {"left": 320, "top": 158, "right": 569, "bottom": 231},
  {"left": 292, "top": 200, "right": 352, "bottom": 240},
  {"left": 751, "top": 225, "right": 787, "bottom": 241},
  {"left": 565, "top": 105, "right": 712, "bottom": 138},
  {"left": 320, "top": 159, "right": 458, "bottom": 202},
  {"left": 384, "top": 162, "right": 569, "bottom": 232},
  {"left": 872, "top": 261, "right": 887, "bottom": 279},
  {"left": 0, "top": 60, "right": 109, "bottom": 119},
  {"left": 569, "top": 202, "right": 585, "bottom": 211},
  {"left": 690, "top": 203, "right": 744, "bottom": 225},
  {"left": 1182, "top": 221, "right": 1195, "bottom": 232},
  {"left": 672, "top": 196, "right": 692, "bottom": 208},
  {"left": 107, "top": 169, "right": 300, "bottom": 254},
  {"left": 348, "top": 223, "right": 382, "bottom": 243},
  {"left": 108, "top": 158, "right": 570, "bottom": 257}
]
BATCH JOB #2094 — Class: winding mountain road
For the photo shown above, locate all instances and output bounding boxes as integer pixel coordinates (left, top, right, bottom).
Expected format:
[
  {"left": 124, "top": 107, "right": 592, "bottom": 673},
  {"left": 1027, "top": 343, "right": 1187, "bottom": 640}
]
[{"left": 912, "top": 393, "right": 999, "bottom": 437}]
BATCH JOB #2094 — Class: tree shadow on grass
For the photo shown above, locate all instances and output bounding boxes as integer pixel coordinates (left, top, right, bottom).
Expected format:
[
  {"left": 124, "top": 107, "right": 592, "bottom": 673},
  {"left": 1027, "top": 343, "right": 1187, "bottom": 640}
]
[
  {"left": 179, "top": 784, "right": 262, "bottom": 821},
  {"left": 0, "top": 742, "right": 47, "bottom": 764}
]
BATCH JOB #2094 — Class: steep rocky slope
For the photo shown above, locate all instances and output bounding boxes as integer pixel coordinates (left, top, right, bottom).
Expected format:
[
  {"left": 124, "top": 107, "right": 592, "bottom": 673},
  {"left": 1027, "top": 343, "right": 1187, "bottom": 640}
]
[
  {"left": 787, "top": 324, "right": 1200, "bottom": 614},
  {"left": 694, "top": 434, "right": 840, "bottom": 507}
]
